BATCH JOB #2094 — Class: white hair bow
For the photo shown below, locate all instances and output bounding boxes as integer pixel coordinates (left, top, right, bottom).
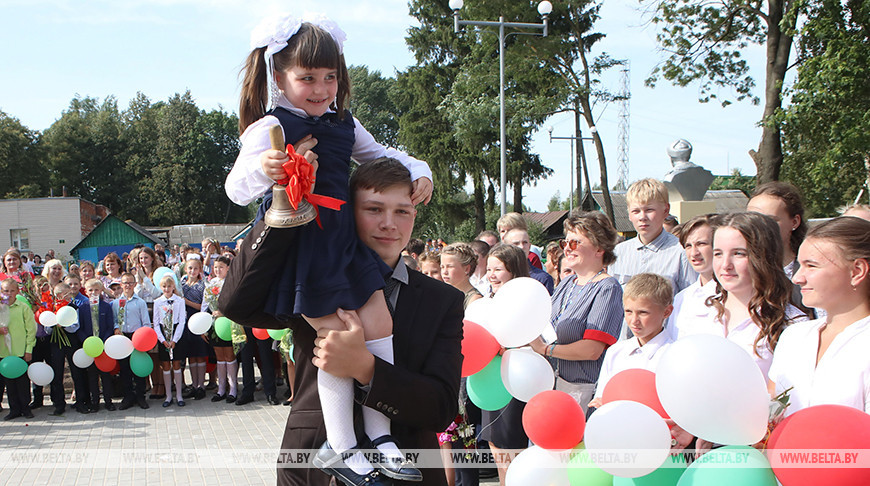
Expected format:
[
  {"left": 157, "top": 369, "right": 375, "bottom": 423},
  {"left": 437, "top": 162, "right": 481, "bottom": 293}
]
[{"left": 250, "top": 13, "right": 347, "bottom": 111}]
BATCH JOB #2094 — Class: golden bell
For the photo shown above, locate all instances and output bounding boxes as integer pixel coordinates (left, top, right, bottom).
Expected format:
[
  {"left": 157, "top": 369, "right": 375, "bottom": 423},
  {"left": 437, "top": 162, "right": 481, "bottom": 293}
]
[{"left": 264, "top": 184, "right": 317, "bottom": 228}]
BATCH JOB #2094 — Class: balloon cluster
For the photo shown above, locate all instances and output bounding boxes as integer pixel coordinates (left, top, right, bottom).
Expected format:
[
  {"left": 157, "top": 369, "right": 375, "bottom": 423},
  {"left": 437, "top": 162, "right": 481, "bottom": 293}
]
[{"left": 463, "top": 291, "right": 868, "bottom": 485}]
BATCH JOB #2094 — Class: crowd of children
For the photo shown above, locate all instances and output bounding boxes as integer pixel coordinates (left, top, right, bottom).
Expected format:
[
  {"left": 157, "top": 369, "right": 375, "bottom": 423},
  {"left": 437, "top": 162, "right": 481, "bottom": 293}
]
[{"left": 0, "top": 243, "right": 294, "bottom": 420}]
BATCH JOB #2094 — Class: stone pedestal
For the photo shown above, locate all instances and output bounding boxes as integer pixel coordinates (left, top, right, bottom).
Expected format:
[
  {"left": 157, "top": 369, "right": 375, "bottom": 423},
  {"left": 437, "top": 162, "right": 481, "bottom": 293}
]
[{"left": 670, "top": 200, "right": 717, "bottom": 224}]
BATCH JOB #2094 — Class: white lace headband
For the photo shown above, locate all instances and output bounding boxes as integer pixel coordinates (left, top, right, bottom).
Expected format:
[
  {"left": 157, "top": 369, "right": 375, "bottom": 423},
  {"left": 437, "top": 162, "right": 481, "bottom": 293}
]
[{"left": 250, "top": 13, "right": 347, "bottom": 111}]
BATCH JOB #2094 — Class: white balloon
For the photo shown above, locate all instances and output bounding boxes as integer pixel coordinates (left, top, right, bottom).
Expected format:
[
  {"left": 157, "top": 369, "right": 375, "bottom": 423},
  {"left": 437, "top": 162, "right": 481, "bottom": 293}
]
[
  {"left": 500, "top": 348, "right": 556, "bottom": 402},
  {"left": 489, "top": 277, "right": 551, "bottom": 348},
  {"left": 464, "top": 297, "right": 497, "bottom": 333},
  {"left": 56, "top": 306, "right": 78, "bottom": 328},
  {"left": 104, "top": 335, "right": 134, "bottom": 360},
  {"left": 72, "top": 348, "right": 94, "bottom": 369},
  {"left": 505, "top": 446, "right": 569, "bottom": 486},
  {"left": 655, "top": 334, "right": 769, "bottom": 445},
  {"left": 27, "top": 362, "right": 54, "bottom": 386},
  {"left": 584, "top": 400, "right": 672, "bottom": 478},
  {"left": 187, "top": 312, "right": 213, "bottom": 336},
  {"left": 39, "top": 311, "right": 58, "bottom": 327}
]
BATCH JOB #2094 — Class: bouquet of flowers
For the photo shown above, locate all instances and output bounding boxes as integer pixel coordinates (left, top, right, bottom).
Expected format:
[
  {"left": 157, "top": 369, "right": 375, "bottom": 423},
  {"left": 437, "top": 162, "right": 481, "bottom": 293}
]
[
  {"left": 42, "top": 291, "right": 71, "bottom": 348},
  {"left": 0, "top": 294, "right": 12, "bottom": 352},
  {"left": 162, "top": 304, "right": 175, "bottom": 360},
  {"left": 438, "top": 398, "right": 476, "bottom": 452},
  {"left": 204, "top": 278, "right": 223, "bottom": 313},
  {"left": 19, "top": 272, "right": 41, "bottom": 308},
  {"left": 759, "top": 387, "right": 792, "bottom": 450}
]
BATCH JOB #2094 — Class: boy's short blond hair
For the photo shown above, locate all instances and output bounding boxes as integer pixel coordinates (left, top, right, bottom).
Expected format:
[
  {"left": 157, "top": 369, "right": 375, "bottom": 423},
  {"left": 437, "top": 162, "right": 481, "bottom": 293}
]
[
  {"left": 1, "top": 277, "right": 18, "bottom": 290},
  {"left": 496, "top": 212, "right": 528, "bottom": 233},
  {"left": 64, "top": 275, "right": 81, "bottom": 284},
  {"left": 623, "top": 273, "right": 673, "bottom": 308},
  {"left": 84, "top": 278, "right": 103, "bottom": 291},
  {"left": 53, "top": 282, "right": 71, "bottom": 296},
  {"left": 626, "top": 178, "right": 669, "bottom": 207}
]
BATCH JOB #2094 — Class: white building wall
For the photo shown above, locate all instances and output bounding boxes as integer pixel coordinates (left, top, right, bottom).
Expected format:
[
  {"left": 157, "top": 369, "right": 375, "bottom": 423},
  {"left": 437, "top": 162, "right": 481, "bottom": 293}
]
[{"left": 0, "top": 198, "right": 84, "bottom": 260}]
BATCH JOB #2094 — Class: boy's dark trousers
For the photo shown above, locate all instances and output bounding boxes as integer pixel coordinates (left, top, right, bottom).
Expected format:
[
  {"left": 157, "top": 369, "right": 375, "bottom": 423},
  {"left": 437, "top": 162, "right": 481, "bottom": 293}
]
[
  {"left": 84, "top": 365, "right": 115, "bottom": 408},
  {"left": 49, "top": 332, "right": 86, "bottom": 413},
  {"left": 30, "top": 336, "right": 62, "bottom": 407},
  {"left": 1, "top": 373, "right": 31, "bottom": 417},
  {"left": 119, "top": 332, "right": 146, "bottom": 404},
  {"left": 239, "top": 326, "right": 276, "bottom": 400}
]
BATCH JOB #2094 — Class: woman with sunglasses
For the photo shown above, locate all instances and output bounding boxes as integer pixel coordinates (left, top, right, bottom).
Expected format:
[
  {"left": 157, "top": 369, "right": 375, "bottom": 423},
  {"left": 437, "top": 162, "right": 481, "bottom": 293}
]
[{"left": 531, "top": 211, "right": 623, "bottom": 416}]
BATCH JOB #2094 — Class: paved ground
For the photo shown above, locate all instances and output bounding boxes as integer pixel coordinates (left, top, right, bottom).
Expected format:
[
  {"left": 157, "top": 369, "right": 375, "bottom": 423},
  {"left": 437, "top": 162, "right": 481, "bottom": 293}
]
[{"left": 0, "top": 371, "right": 499, "bottom": 486}]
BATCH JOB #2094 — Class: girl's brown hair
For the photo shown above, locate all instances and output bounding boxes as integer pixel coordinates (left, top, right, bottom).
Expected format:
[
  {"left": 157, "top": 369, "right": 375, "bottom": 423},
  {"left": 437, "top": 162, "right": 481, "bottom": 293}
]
[
  {"left": 751, "top": 181, "right": 807, "bottom": 255},
  {"left": 239, "top": 23, "right": 350, "bottom": 133},
  {"left": 138, "top": 247, "right": 161, "bottom": 277},
  {"left": 487, "top": 244, "right": 530, "bottom": 280},
  {"left": 708, "top": 212, "right": 800, "bottom": 355}
]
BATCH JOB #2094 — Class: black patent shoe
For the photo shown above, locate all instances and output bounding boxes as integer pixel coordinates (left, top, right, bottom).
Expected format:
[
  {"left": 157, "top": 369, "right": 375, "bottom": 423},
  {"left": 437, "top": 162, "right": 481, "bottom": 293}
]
[
  {"left": 370, "top": 435, "right": 422, "bottom": 481},
  {"left": 312, "top": 441, "right": 392, "bottom": 486}
]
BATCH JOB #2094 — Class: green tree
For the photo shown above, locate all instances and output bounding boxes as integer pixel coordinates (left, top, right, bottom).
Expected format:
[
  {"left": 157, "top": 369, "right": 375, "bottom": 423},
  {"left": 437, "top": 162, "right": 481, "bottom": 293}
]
[
  {"left": 42, "top": 96, "right": 125, "bottom": 207},
  {"left": 348, "top": 65, "right": 400, "bottom": 148},
  {"left": 0, "top": 111, "right": 47, "bottom": 198},
  {"left": 709, "top": 168, "right": 757, "bottom": 196},
  {"left": 642, "top": 0, "right": 803, "bottom": 185},
  {"left": 780, "top": 0, "right": 870, "bottom": 216},
  {"left": 539, "top": 0, "right": 621, "bottom": 222}
]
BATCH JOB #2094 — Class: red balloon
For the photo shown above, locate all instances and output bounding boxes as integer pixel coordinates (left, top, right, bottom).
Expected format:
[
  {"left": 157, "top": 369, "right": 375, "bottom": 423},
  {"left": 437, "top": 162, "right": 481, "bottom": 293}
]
[
  {"left": 766, "top": 405, "right": 870, "bottom": 485},
  {"left": 94, "top": 352, "right": 117, "bottom": 373},
  {"left": 132, "top": 327, "right": 158, "bottom": 352},
  {"left": 253, "top": 328, "right": 270, "bottom": 340},
  {"left": 206, "top": 361, "right": 216, "bottom": 374},
  {"left": 602, "top": 368, "right": 669, "bottom": 419},
  {"left": 522, "top": 390, "right": 585, "bottom": 450},
  {"left": 461, "top": 320, "right": 500, "bottom": 377}
]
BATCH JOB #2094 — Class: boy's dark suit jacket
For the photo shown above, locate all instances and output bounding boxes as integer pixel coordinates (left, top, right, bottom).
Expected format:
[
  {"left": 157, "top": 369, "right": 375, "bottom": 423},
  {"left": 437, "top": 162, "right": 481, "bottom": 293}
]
[{"left": 277, "top": 269, "right": 465, "bottom": 486}]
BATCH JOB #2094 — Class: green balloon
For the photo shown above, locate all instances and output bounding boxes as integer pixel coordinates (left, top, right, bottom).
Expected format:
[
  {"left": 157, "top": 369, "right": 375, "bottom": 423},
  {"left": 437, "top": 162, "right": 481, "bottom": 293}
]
[
  {"left": 676, "top": 446, "right": 777, "bottom": 486},
  {"left": 129, "top": 350, "right": 154, "bottom": 377},
  {"left": 0, "top": 356, "right": 29, "bottom": 379},
  {"left": 268, "top": 328, "right": 288, "bottom": 341},
  {"left": 614, "top": 454, "right": 686, "bottom": 486},
  {"left": 466, "top": 355, "right": 512, "bottom": 411},
  {"left": 568, "top": 443, "right": 614, "bottom": 486},
  {"left": 214, "top": 316, "right": 233, "bottom": 341},
  {"left": 83, "top": 336, "right": 104, "bottom": 358}
]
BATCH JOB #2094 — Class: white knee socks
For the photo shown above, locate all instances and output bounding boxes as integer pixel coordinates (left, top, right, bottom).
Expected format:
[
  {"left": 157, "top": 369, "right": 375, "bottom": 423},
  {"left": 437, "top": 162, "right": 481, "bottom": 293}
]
[
  {"left": 226, "top": 359, "right": 238, "bottom": 397},
  {"left": 162, "top": 370, "right": 172, "bottom": 405},
  {"left": 318, "top": 368, "right": 373, "bottom": 475},
  {"left": 173, "top": 369, "right": 183, "bottom": 402},
  {"left": 217, "top": 361, "right": 227, "bottom": 396},
  {"left": 364, "top": 336, "right": 402, "bottom": 459}
]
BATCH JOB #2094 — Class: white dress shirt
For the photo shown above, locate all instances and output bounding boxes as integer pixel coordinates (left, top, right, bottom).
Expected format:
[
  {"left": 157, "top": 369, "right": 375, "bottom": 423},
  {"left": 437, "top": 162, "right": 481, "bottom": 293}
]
[
  {"left": 675, "top": 304, "right": 806, "bottom": 377},
  {"left": 769, "top": 315, "right": 870, "bottom": 416},
  {"left": 594, "top": 329, "right": 674, "bottom": 399},
  {"left": 469, "top": 272, "right": 490, "bottom": 297},
  {"left": 225, "top": 96, "right": 432, "bottom": 206},
  {"left": 668, "top": 278, "right": 718, "bottom": 340}
]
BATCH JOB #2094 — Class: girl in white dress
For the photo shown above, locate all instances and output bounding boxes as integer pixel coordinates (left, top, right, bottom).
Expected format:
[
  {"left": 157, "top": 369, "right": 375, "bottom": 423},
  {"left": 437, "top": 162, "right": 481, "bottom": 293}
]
[{"left": 769, "top": 217, "right": 870, "bottom": 416}]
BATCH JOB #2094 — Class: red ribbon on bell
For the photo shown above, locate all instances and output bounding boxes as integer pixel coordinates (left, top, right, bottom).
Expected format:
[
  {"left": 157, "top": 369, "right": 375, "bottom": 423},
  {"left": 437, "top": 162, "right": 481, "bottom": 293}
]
[{"left": 275, "top": 143, "right": 345, "bottom": 228}]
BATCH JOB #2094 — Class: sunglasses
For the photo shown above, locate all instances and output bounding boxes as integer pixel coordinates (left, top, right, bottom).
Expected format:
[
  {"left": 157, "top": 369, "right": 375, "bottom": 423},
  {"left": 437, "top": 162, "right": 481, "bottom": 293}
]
[{"left": 559, "top": 239, "right": 583, "bottom": 251}]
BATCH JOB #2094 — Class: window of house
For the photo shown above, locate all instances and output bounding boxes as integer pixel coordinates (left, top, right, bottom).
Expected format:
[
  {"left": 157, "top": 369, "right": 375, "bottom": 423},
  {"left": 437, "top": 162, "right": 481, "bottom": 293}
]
[{"left": 10, "top": 229, "right": 29, "bottom": 251}]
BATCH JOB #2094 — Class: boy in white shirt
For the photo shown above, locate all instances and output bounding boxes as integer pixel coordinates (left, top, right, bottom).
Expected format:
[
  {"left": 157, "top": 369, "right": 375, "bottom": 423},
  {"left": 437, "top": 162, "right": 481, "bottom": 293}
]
[{"left": 589, "top": 273, "right": 675, "bottom": 410}]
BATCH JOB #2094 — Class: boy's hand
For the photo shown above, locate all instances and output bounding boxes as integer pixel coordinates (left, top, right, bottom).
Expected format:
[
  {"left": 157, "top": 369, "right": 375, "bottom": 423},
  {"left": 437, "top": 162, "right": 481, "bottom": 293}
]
[
  {"left": 0, "top": 327, "right": 8, "bottom": 335},
  {"left": 114, "top": 329, "right": 122, "bottom": 335},
  {"left": 24, "top": 353, "right": 31, "bottom": 362},
  {"left": 411, "top": 177, "right": 433, "bottom": 206},
  {"left": 588, "top": 397, "right": 602, "bottom": 409}
]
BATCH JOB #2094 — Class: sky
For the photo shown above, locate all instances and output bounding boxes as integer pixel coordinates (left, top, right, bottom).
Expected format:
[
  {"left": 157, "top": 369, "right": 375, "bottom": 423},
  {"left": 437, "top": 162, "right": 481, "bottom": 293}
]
[{"left": 1, "top": 0, "right": 769, "bottom": 212}]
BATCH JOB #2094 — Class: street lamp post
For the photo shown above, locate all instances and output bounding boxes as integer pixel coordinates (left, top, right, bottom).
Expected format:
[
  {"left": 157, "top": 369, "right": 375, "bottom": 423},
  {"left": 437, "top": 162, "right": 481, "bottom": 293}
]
[
  {"left": 449, "top": 0, "right": 552, "bottom": 216},
  {"left": 547, "top": 125, "right": 597, "bottom": 213}
]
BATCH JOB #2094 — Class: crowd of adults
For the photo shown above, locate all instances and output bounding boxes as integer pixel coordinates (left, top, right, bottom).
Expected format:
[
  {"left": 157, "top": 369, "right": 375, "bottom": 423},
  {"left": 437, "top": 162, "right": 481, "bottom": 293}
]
[
  {"left": 2, "top": 178, "right": 869, "bottom": 486},
  {"left": 398, "top": 180, "right": 870, "bottom": 486},
  {"left": 0, "top": 238, "right": 298, "bottom": 421}
]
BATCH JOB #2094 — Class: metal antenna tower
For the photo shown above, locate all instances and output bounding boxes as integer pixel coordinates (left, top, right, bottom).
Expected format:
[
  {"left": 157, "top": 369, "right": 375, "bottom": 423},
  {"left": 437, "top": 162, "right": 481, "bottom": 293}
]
[{"left": 616, "top": 61, "right": 630, "bottom": 191}]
